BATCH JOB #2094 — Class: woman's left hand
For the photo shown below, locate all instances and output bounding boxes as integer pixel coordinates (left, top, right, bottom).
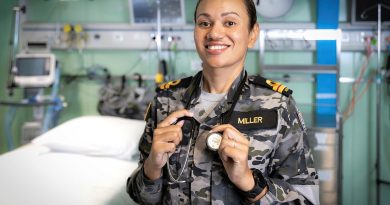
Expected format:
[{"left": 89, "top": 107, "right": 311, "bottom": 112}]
[{"left": 211, "top": 124, "right": 255, "bottom": 192}]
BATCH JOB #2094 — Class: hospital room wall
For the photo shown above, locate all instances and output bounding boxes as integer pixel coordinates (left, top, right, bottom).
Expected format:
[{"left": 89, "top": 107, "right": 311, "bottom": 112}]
[
  {"left": 0, "top": 0, "right": 389, "bottom": 204},
  {"left": 0, "top": 0, "right": 31, "bottom": 154}
]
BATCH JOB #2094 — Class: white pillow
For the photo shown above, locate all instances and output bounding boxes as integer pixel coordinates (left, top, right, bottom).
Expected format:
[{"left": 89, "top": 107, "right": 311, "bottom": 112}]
[{"left": 32, "top": 115, "right": 146, "bottom": 161}]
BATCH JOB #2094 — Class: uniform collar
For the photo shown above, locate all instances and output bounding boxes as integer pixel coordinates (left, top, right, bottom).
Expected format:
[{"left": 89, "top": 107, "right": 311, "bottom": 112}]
[
  {"left": 225, "top": 69, "right": 247, "bottom": 104},
  {"left": 182, "top": 69, "right": 249, "bottom": 123},
  {"left": 219, "top": 69, "right": 248, "bottom": 122},
  {"left": 182, "top": 71, "right": 203, "bottom": 109}
]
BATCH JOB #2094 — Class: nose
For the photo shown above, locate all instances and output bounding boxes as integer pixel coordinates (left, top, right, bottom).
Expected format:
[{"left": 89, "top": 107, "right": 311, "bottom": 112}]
[{"left": 206, "top": 22, "right": 224, "bottom": 40}]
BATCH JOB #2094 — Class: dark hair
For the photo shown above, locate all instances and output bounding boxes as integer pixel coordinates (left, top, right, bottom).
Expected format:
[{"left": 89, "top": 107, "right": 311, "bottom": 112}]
[{"left": 194, "top": 0, "right": 258, "bottom": 31}]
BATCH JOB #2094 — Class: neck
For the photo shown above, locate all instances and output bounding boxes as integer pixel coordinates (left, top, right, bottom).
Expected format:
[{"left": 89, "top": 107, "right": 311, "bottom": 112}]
[{"left": 202, "top": 67, "right": 243, "bottom": 94}]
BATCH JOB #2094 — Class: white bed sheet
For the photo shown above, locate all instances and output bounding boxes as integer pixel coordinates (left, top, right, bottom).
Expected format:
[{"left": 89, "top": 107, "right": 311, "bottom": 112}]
[{"left": 0, "top": 144, "right": 138, "bottom": 205}]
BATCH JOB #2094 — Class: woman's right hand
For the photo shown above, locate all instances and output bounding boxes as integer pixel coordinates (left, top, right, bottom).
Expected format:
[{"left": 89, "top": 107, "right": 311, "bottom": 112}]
[{"left": 143, "top": 109, "right": 194, "bottom": 180}]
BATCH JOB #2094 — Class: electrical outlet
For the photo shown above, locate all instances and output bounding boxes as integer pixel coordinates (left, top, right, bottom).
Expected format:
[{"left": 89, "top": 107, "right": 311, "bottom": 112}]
[{"left": 113, "top": 32, "right": 124, "bottom": 42}]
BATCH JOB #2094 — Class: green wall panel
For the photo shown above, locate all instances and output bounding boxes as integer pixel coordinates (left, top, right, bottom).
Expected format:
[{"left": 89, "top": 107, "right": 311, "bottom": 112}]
[
  {"left": 27, "top": 0, "right": 198, "bottom": 24},
  {"left": 59, "top": 79, "right": 101, "bottom": 122},
  {"left": 339, "top": 52, "right": 388, "bottom": 205},
  {"left": 0, "top": 0, "right": 23, "bottom": 153},
  {"left": 379, "top": 84, "right": 390, "bottom": 204},
  {"left": 27, "top": 0, "right": 130, "bottom": 23},
  {"left": 185, "top": 0, "right": 197, "bottom": 24},
  {"left": 54, "top": 50, "right": 159, "bottom": 75}
]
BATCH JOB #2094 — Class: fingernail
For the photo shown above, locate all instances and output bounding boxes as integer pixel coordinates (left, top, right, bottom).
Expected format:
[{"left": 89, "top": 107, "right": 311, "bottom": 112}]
[
  {"left": 171, "top": 119, "right": 178, "bottom": 124},
  {"left": 188, "top": 111, "right": 194, "bottom": 117}
]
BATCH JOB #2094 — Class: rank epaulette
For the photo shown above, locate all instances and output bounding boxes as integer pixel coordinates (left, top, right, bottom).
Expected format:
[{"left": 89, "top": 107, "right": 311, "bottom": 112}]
[
  {"left": 249, "top": 75, "right": 293, "bottom": 97},
  {"left": 155, "top": 76, "right": 193, "bottom": 92}
]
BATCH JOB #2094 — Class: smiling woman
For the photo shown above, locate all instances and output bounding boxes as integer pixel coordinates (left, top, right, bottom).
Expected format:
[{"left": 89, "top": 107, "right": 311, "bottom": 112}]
[
  {"left": 126, "top": 0, "right": 319, "bottom": 204},
  {"left": 194, "top": 0, "right": 259, "bottom": 89}
]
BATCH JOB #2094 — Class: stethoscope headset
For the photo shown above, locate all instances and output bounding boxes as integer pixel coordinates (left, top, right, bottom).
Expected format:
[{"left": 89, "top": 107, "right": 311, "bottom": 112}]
[{"left": 166, "top": 70, "right": 248, "bottom": 184}]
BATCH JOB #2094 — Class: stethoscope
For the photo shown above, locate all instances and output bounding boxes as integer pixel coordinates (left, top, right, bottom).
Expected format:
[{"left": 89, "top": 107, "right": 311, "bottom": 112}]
[{"left": 166, "top": 71, "right": 248, "bottom": 184}]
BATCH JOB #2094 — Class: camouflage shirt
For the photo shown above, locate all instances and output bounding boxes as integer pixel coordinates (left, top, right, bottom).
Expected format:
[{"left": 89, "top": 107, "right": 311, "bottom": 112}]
[{"left": 127, "top": 71, "right": 319, "bottom": 205}]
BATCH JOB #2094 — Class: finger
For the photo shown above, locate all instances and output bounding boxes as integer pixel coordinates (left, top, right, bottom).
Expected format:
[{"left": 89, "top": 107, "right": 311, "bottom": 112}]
[
  {"left": 211, "top": 124, "right": 239, "bottom": 133},
  {"left": 157, "top": 109, "right": 194, "bottom": 128},
  {"left": 154, "top": 124, "right": 183, "bottom": 136},
  {"left": 154, "top": 124, "right": 184, "bottom": 142},
  {"left": 154, "top": 128, "right": 183, "bottom": 145},
  {"left": 155, "top": 131, "right": 182, "bottom": 145},
  {"left": 218, "top": 134, "right": 248, "bottom": 164},
  {"left": 153, "top": 141, "right": 176, "bottom": 154},
  {"left": 212, "top": 124, "right": 249, "bottom": 146},
  {"left": 219, "top": 136, "right": 247, "bottom": 152},
  {"left": 176, "top": 120, "right": 185, "bottom": 127},
  {"left": 218, "top": 144, "right": 241, "bottom": 163}
]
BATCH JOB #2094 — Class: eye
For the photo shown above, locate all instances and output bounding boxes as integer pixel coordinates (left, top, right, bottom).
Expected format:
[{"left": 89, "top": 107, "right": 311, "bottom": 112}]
[
  {"left": 197, "top": 21, "right": 211, "bottom": 28},
  {"left": 225, "top": 21, "right": 237, "bottom": 27}
]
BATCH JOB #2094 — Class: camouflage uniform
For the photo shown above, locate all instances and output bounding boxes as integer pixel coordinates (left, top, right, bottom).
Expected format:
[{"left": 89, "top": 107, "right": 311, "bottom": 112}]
[{"left": 127, "top": 70, "right": 319, "bottom": 205}]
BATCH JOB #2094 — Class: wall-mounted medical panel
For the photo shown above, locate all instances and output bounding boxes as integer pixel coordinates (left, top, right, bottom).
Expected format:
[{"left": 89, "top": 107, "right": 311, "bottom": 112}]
[
  {"left": 21, "top": 23, "right": 196, "bottom": 51},
  {"left": 21, "top": 23, "right": 390, "bottom": 52}
]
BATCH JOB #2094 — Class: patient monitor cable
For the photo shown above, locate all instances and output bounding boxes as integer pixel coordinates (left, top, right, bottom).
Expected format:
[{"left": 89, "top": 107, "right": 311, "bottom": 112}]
[
  {"left": 342, "top": 36, "right": 376, "bottom": 121},
  {"left": 43, "top": 64, "right": 64, "bottom": 132}
]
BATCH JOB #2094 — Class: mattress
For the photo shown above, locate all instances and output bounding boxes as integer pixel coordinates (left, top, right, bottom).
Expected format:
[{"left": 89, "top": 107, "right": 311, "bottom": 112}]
[{"left": 0, "top": 144, "right": 138, "bottom": 205}]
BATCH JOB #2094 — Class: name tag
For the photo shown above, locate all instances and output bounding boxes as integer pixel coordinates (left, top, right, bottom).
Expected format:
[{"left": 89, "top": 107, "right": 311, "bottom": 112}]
[{"left": 229, "top": 109, "right": 278, "bottom": 131}]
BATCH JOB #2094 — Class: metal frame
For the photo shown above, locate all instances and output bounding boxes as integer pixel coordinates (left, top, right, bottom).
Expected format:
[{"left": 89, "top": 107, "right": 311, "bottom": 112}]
[
  {"left": 259, "top": 28, "right": 343, "bottom": 205},
  {"left": 374, "top": 4, "right": 389, "bottom": 205},
  {"left": 259, "top": 28, "right": 342, "bottom": 128}
]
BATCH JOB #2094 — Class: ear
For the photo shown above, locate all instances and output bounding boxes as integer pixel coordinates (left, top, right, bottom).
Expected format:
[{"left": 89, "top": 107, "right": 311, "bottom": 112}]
[{"left": 248, "top": 23, "right": 260, "bottom": 48}]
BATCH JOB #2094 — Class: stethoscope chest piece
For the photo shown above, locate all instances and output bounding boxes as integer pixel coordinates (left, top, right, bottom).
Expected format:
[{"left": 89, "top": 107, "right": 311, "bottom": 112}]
[{"left": 206, "top": 132, "right": 222, "bottom": 152}]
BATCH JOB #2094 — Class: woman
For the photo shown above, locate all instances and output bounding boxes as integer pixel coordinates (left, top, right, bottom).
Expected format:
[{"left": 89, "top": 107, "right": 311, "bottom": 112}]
[{"left": 127, "top": 0, "right": 319, "bottom": 204}]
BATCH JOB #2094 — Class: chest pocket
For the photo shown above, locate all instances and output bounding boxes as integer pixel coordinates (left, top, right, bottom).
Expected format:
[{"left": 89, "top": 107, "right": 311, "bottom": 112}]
[
  {"left": 247, "top": 134, "right": 275, "bottom": 170},
  {"left": 229, "top": 109, "right": 280, "bottom": 171}
]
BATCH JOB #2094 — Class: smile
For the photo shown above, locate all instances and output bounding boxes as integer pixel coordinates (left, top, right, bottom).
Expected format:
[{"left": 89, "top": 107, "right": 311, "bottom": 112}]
[
  {"left": 205, "top": 44, "right": 230, "bottom": 55},
  {"left": 206, "top": 45, "right": 229, "bottom": 50}
]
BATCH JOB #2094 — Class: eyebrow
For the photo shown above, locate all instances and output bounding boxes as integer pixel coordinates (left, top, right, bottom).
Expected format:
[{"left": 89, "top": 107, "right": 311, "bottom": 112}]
[{"left": 196, "top": 12, "right": 241, "bottom": 20}]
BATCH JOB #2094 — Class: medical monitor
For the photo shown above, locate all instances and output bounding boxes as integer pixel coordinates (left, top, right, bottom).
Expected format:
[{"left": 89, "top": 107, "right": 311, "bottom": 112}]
[
  {"left": 13, "top": 53, "right": 56, "bottom": 88},
  {"left": 129, "top": 0, "right": 185, "bottom": 25},
  {"left": 352, "top": 0, "right": 390, "bottom": 25}
]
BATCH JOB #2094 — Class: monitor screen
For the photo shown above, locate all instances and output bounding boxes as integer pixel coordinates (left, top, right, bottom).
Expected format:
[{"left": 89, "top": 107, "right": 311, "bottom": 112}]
[
  {"left": 16, "top": 57, "right": 50, "bottom": 76},
  {"left": 130, "top": 0, "right": 185, "bottom": 24},
  {"left": 352, "top": 0, "right": 390, "bottom": 24},
  {"left": 13, "top": 53, "right": 56, "bottom": 88}
]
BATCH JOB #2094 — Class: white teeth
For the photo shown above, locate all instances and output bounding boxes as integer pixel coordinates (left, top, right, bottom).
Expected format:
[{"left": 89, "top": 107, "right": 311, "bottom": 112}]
[{"left": 207, "top": 45, "right": 227, "bottom": 50}]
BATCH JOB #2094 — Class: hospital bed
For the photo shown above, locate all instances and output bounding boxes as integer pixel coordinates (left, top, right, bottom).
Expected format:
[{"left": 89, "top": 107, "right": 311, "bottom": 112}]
[{"left": 0, "top": 115, "right": 145, "bottom": 205}]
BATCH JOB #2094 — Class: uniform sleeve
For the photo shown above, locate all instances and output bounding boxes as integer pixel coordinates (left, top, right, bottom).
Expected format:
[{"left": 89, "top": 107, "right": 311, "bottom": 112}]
[
  {"left": 260, "top": 97, "right": 319, "bottom": 205},
  {"left": 126, "top": 99, "right": 164, "bottom": 204}
]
